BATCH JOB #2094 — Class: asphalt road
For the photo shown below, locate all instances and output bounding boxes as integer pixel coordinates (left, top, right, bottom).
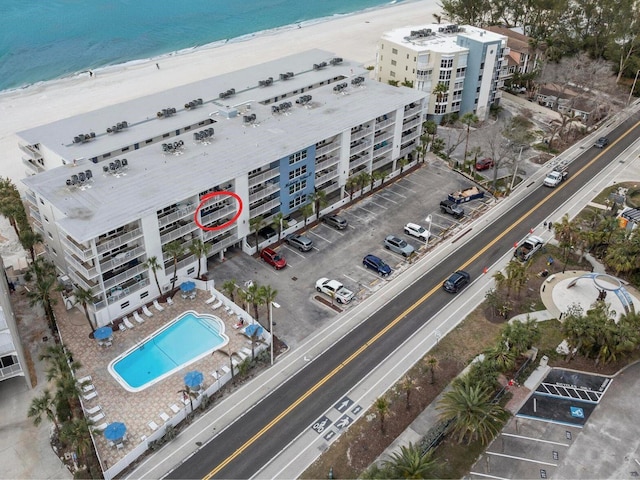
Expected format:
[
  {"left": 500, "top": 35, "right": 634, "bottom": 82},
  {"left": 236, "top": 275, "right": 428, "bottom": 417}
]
[{"left": 168, "top": 110, "right": 640, "bottom": 479}]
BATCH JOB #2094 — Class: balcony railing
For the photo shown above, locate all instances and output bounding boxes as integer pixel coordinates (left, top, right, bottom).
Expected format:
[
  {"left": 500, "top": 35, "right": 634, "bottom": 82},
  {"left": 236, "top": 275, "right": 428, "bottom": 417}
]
[
  {"left": 315, "top": 170, "right": 339, "bottom": 186},
  {"left": 67, "top": 268, "right": 100, "bottom": 293},
  {"left": 24, "top": 190, "right": 36, "bottom": 206},
  {"left": 315, "top": 155, "right": 340, "bottom": 173},
  {"left": 372, "top": 156, "right": 394, "bottom": 172},
  {"left": 248, "top": 183, "right": 280, "bottom": 204},
  {"left": 96, "top": 228, "right": 143, "bottom": 255},
  {"left": 103, "top": 263, "right": 147, "bottom": 290},
  {"left": 404, "top": 105, "right": 422, "bottom": 117},
  {"left": 164, "top": 254, "right": 196, "bottom": 272},
  {"left": 373, "top": 143, "right": 393, "bottom": 158},
  {"left": 316, "top": 141, "right": 342, "bottom": 156},
  {"left": 0, "top": 363, "right": 23, "bottom": 380},
  {"left": 350, "top": 141, "right": 370, "bottom": 156},
  {"left": 99, "top": 246, "right": 145, "bottom": 273},
  {"left": 402, "top": 118, "right": 421, "bottom": 131},
  {"left": 29, "top": 207, "right": 41, "bottom": 224},
  {"left": 375, "top": 118, "right": 395, "bottom": 129},
  {"left": 249, "top": 197, "right": 280, "bottom": 217},
  {"left": 349, "top": 154, "right": 370, "bottom": 170},
  {"left": 61, "top": 236, "right": 95, "bottom": 262},
  {"left": 106, "top": 278, "right": 150, "bottom": 305},
  {"left": 350, "top": 127, "right": 373, "bottom": 141},
  {"left": 160, "top": 222, "right": 199, "bottom": 245},
  {"left": 22, "top": 157, "right": 44, "bottom": 173},
  {"left": 400, "top": 144, "right": 417, "bottom": 158},
  {"left": 203, "top": 224, "right": 237, "bottom": 242},
  {"left": 64, "top": 252, "right": 99, "bottom": 279},
  {"left": 248, "top": 168, "right": 279, "bottom": 187},
  {"left": 158, "top": 204, "right": 197, "bottom": 228}
]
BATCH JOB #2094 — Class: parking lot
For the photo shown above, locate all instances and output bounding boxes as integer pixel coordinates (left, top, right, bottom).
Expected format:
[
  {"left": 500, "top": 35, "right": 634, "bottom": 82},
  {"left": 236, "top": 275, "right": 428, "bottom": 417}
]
[{"left": 206, "top": 157, "right": 493, "bottom": 348}]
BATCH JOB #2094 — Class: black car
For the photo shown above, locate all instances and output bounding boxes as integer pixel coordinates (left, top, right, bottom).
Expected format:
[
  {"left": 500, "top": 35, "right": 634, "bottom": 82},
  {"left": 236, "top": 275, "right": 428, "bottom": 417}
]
[
  {"left": 593, "top": 137, "right": 609, "bottom": 148},
  {"left": 362, "top": 254, "right": 392, "bottom": 276},
  {"left": 442, "top": 270, "right": 471, "bottom": 293},
  {"left": 258, "top": 226, "right": 277, "bottom": 240}
]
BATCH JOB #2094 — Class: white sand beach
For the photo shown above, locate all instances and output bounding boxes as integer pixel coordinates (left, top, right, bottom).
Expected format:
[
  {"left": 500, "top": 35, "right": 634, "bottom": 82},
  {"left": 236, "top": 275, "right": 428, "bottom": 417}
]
[{"left": 0, "top": 0, "right": 440, "bottom": 192}]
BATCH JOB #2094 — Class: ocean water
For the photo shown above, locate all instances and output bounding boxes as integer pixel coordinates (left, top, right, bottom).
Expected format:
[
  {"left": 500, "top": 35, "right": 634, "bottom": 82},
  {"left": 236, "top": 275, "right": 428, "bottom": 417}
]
[{"left": 0, "top": 0, "right": 398, "bottom": 93}]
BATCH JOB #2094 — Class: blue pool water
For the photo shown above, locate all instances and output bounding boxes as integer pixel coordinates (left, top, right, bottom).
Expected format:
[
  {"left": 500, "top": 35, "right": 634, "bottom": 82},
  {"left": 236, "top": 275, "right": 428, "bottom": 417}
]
[{"left": 109, "top": 310, "right": 228, "bottom": 392}]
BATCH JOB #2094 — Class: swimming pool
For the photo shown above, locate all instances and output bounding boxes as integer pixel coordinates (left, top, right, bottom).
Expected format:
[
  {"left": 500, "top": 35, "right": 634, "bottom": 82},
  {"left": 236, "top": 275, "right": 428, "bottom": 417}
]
[{"left": 108, "top": 310, "right": 229, "bottom": 392}]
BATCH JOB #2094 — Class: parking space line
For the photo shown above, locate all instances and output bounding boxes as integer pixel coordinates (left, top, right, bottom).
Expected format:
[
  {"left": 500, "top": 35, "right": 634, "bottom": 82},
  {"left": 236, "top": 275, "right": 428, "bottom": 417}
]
[
  {"left": 385, "top": 189, "right": 407, "bottom": 199},
  {"left": 486, "top": 451, "right": 557, "bottom": 467},
  {"left": 358, "top": 206, "right": 377, "bottom": 215},
  {"left": 308, "top": 230, "right": 332, "bottom": 244},
  {"left": 342, "top": 274, "right": 358, "bottom": 283},
  {"left": 403, "top": 177, "right": 423, "bottom": 186},
  {"left": 368, "top": 200, "right": 387, "bottom": 209},
  {"left": 393, "top": 182, "right": 415, "bottom": 192},
  {"left": 467, "top": 472, "right": 509, "bottom": 480},
  {"left": 375, "top": 194, "right": 398, "bottom": 204},
  {"left": 501, "top": 433, "right": 570, "bottom": 447},
  {"left": 282, "top": 246, "right": 306, "bottom": 258}
]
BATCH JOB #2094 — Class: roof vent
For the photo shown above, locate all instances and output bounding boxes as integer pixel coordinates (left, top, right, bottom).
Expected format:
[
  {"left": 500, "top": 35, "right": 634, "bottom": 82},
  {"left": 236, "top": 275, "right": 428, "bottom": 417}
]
[
  {"left": 313, "top": 62, "right": 328, "bottom": 70},
  {"left": 279, "top": 72, "right": 294, "bottom": 80},
  {"left": 72, "top": 132, "right": 96, "bottom": 144},
  {"left": 330, "top": 57, "right": 343, "bottom": 65},
  {"left": 258, "top": 77, "right": 274, "bottom": 87},
  {"left": 65, "top": 169, "right": 94, "bottom": 189},
  {"left": 296, "top": 95, "right": 312, "bottom": 105},
  {"left": 157, "top": 107, "right": 177, "bottom": 118},
  {"left": 184, "top": 98, "right": 204, "bottom": 110},
  {"left": 219, "top": 88, "right": 236, "bottom": 99},
  {"left": 106, "top": 121, "right": 128, "bottom": 134}
]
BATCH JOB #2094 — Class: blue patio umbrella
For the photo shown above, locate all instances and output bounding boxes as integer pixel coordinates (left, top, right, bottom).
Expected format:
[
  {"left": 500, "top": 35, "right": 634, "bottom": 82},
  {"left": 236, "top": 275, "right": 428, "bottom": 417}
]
[
  {"left": 180, "top": 281, "right": 196, "bottom": 293},
  {"left": 94, "top": 326, "right": 113, "bottom": 341},
  {"left": 244, "top": 324, "right": 264, "bottom": 337},
  {"left": 184, "top": 370, "right": 204, "bottom": 389},
  {"left": 103, "top": 422, "right": 126, "bottom": 442}
]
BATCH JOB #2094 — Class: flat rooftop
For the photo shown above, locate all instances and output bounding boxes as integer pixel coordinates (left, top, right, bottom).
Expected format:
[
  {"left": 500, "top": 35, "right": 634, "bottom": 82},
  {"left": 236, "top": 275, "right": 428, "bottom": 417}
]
[
  {"left": 380, "top": 23, "right": 504, "bottom": 53},
  {"left": 22, "top": 50, "right": 426, "bottom": 242}
]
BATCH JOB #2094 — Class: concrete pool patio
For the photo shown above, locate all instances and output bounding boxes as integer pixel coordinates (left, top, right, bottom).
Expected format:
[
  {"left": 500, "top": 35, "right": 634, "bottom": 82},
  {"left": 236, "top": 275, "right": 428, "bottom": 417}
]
[{"left": 54, "top": 286, "right": 268, "bottom": 477}]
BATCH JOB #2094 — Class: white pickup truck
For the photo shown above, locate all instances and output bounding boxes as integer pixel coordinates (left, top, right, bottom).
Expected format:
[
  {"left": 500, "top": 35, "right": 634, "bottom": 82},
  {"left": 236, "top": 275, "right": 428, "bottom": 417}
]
[
  {"left": 543, "top": 169, "right": 568, "bottom": 187},
  {"left": 315, "top": 278, "right": 355, "bottom": 304},
  {"left": 514, "top": 235, "right": 545, "bottom": 261}
]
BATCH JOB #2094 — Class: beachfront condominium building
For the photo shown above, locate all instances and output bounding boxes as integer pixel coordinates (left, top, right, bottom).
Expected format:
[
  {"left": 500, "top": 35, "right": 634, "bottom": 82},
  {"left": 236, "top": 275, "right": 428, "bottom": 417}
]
[
  {"left": 0, "top": 257, "right": 32, "bottom": 387},
  {"left": 375, "top": 24, "right": 509, "bottom": 121},
  {"left": 485, "top": 26, "right": 541, "bottom": 82},
  {"left": 17, "top": 49, "right": 427, "bottom": 328}
]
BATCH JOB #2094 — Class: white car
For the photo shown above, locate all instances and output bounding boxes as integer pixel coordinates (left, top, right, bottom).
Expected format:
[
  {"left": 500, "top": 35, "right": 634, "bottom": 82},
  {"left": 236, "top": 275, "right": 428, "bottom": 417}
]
[
  {"left": 403, "top": 223, "right": 430, "bottom": 241},
  {"left": 315, "top": 278, "right": 355, "bottom": 304}
]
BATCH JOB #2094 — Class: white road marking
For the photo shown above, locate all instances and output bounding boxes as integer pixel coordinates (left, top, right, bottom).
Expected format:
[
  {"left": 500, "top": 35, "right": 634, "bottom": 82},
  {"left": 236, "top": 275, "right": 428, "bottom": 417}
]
[
  {"left": 282, "top": 246, "right": 305, "bottom": 258},
  {"left": 467, "top": 472, "right": 509, "bottom": 480},
  {"left": 375, "top": 194, "right": 398, "bottom": 204},
  {"left": 368, "top": 200, "right": 387, "bottom": 209},
  {"left": 501, "top": 432, "right": 570, "bottom": 447},
  {"left": 486, "top": 451, "right": 557, "bottom": 467},
  {"left": 386, "top": 189, "right": 406, "bottom": 199},
  {"left": 308, "top": 230, "right": 332, "bottom": 244},
  {"left": 392, "top": 182, "right": 415, "bottom": 192}
]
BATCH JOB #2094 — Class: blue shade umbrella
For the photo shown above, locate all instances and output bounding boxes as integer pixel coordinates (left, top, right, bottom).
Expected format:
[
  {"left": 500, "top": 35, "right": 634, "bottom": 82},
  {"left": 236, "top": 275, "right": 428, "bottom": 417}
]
[
  {"left": 103, "top": 422, "right": 126, "bottom": 441},
  {"left": 244, "top": 324, "right": 264, "bottom": 337},
  {"left": 94, "top": 326, "right": 113, "bottom": 340},
  {"left": 180, "top": 281, "right": 196, "bottom": 293},
  {"left": 184, "top": 370, "right": 204, "bottom": 389}
]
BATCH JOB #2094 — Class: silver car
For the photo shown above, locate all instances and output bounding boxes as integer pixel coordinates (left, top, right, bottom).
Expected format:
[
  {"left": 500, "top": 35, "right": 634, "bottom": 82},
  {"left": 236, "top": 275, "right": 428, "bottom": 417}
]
[
  {"left": 384, "top": 235, "right": 415, "bottom": 257},
  {"left": 285, "top": 233, "right": 314, "bottom": 252}
]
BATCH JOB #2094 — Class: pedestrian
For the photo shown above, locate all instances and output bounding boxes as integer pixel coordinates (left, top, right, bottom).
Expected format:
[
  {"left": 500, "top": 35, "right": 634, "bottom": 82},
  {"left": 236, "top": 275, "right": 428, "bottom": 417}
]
[
  {"left": 156, "top": 63, "right": 160, "bottom": 70},
  {"left": 89, "top": 70, "right": 93, "bottom": 78},
  {"left": 548, "top": 221, "right": 552, "bottom": 231}
]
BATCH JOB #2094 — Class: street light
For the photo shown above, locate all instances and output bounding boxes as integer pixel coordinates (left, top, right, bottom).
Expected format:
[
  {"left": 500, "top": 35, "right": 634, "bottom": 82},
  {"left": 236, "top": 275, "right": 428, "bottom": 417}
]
[
  {"left": 425, "top": 215, "right": 432, "bottom": 248},
  {"left": 269, "top": 301, "right": 280, "bottom": 366}
]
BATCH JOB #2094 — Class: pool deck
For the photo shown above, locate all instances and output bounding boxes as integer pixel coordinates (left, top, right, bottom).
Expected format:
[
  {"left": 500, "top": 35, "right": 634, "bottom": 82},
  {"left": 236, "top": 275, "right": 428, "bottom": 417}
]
[{"left": 54, "top": 290, "right": 257, "bottom": 469}]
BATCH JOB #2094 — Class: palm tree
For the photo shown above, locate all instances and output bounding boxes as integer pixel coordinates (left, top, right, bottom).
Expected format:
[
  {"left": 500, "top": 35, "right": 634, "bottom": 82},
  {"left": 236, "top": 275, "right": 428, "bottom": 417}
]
[
  {"left": 397, "top": 158, "right": 408, "bottom": 174},
  {"left": 357, "top": 171, "right": 371, "bottom": 195},
  {"left": 300, "top": 204, "right": 314, "bottom": 225},
  {"left": 371, "top": 170, "right": 385, "bottom": 190},
  {"left": 188, "top": 238, "right": 210, "bottom": 279},
  {"left": 383, "top": 443, "right": 439, "bottom": 479},
  {"left": 483, "top": 343, "right": 516, "bottom": 372},
  {"left": 431, "top": 82, "right": 448, "bottom": 105},
  {"left": 26, "top": 258, "right": 58, "bottom": 334},
  {"left": 400, "top": 376, "right": 415, "bottom": 410},
  {"left": 28, "top": 389, "right": 61, "bottom": 437},
  {"left": 309, "top": 190, "right": 328, "bottom": 220},
  {"left": 375, "top": 396, "right": 389, "bottom": 434},
  {"left": 272, "top": 212, "right": 287, "bottom": 240},
  {"left": 73, "top": 286, "right": 96, "bottom": 333},
  {"left": 60, "top": 417, "right": 94, "bottom": 471},
  {"left": 19, "top": 229, "right": 42, "bottom": 263},
  {"left": 221, "top": 279, "right": 238, "bottom": 303},
  {"left": 460, "top": 112, "right": 479, "bottom": 164},
  {"left": 437, "top": 376, "right": 510, "bottom": 445},
  {"left": 143, "top": 256, "right": 163, "bottom": 295},
  {"left": 345, "top": 177, "right": 358, "bottom": 200},
  {"left": 424, "top": 355, "right": 440, "bottom": 384},
  {"left": 260, "top": 284, "right": 278, "bottom": 334},
  {"left": 164, "top": 240, "right": 185, "bottom": 292},
  {"left": 553, "top": 214, "right": 580, "bottom": 272},
  {"left": 177, "top": 386, "right": 199, "bottom": 414},
  {"left": 243, "top": 282, "right": 263, "bottom": 323},
  {"left": 0, "top": 178, "right": 28, "bottom": 238},
  {"left": 249, "top": 215, "right": 266, "bottom": 253}
]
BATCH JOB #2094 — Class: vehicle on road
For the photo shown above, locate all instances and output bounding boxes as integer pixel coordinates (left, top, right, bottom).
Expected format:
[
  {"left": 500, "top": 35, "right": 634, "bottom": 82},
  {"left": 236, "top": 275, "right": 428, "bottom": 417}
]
[
  {"left": 362, "top": 254, "right": 392, "bottom": 276},
  {"left": 260, "top": 248, "right": 286, "bottom": 269},
  {"left": 384, "top": 235, "right": 415, "bottom": 257},
  {"left": 442, "top": 270, "right": 471, "bottom": 293},
  {"left": 285, "top": 233, "right": 314, "bottom": 252},
  {"left": 514, "top": 235, "right": 545, "bottom": 261},
  {"left": 323, "top": 214, "right": 348, "bottom": 230},
  {"left": 404, "top": 223, "right": 430, "bottom": 241},
  {"left": 475, "top": 157, "right": 494, "bottom": 171},
  {"left": 440, "top": 199, "right": 465, "bottom": 219},
  {"left": 543, "top": 169, "right": 568, "bottom": 187},
  {"left": 593, "top": 137, "right": 609, "bottom": 148},
  {"left": 258, "top": 226, "right": 277, "bottom": 240},
  {"left": 315, "top": 278, "right": 355, "bottom": 304}
]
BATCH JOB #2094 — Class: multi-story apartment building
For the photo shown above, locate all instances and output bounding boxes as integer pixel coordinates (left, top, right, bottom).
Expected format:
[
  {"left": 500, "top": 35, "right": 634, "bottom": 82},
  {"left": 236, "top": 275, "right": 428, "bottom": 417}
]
[
  {"left": 375, "top": 24, "right": 509, "bottom": 121},
  {"left": 485, "top": 26, "right": 540, "bottom": 80},
  {"left": 18, "top": 50, "right": 427, "bottom": 328},
  {"left": 0, "top": 257, "right": 32, "bottom": 387}
]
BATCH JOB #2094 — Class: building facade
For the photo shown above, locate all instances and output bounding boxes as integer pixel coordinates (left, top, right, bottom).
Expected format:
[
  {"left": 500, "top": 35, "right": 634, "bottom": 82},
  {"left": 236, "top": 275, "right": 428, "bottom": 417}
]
[
  {"left": 375, "top": 24, "right": 509, "bottom": 121},
  {"left": 0, "top": 257, "right": 32, "bottom": 387},
  {"left": 18, "top": 50, "right": 427, "bottom": 328},
  {"left": 485, "top": 26, "right": 540, "bottom": 81}
]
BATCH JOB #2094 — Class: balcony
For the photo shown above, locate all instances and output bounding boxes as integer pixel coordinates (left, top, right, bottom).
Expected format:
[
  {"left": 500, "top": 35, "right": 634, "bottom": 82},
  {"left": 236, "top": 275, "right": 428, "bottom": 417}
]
[
  {"left": 404, "top": 104, "right": 422, "bottom": 117},
  {"left": 249, "top": 197, "right": 280, "bottom": 217},
  {"left": 350, "top": 127, "right": 373, "bottom": 142},
  {"left": 373, "top": 143, "right": 393, "bottom": 158},
  {"left": 160, "top": 222, "right": 199, "bottom": 245},
  {"left": 249, "top": 168, "right": 279, "bottom": 188},
  {"left": 248, "top": 183, "right": 280, "bottom": 204},
  {"left": 372, "top": 156, "right": 393, "bottom": 172},
  {"left": 315, "top": 170, "right": 339, "bottom": 186},
  {"left": 315, "top": 155, "right": 340, "bottom": 172},
  {"left": 96, "top": 227, "right": 143, "bottom": 255},
  {"left": 350, "top": 140, "right": 370, "bottom": 156},
  {"left": 61, "top": 236, "right": 95, "bottom": 262},
  {"left": 0, "top": 363, "right": 23, "bottom": 380},
  {"left": 103, "top": 263, "right": 146, "bottom": 291},
  {"left": 24, "top": 190, "right": 36, "bottom": 206},
  {"left": 400, "top": 144, "right": 416, "bottom": 158},
  {"left": 22, "top": 157, "right": 45, "bottom": 174},
  {"left": 203, "top": 224, "right": 237, "bottom": 242},
  {"left": 316, "top": 141, "right": 342, "bottom": 156},
  {"left": 158, "top": 204, "right": 197, "bottom": 228},
  {"left": 99, "top": 246, "right": 145, "bottom": 272},
  {"left": 207, "top": 232, "right": 237, "bottom": 253},
  {"left": 67, "top": 268, "right": 100, "bottom": 293},
  {"left": 64, "top": 252, "right": 99, "bottom": 279},
  {"left": 106, "top": 277, "right": 150, "bottom": 305},
  {"left": 349, "top": 154, "right": 370, "bottom": 170},
  {"left": 29, "top": 207, "right": 41, "bottom": 224},
  {"left": 164, "top": 254, "right": 196, "bottom": 273},
  {"left": 375, "top": 118, "right": 395, "bottom": 129}
]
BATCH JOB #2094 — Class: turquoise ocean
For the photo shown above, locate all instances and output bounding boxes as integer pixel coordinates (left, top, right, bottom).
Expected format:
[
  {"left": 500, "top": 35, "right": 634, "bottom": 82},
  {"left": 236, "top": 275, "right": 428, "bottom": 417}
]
[{"left": 0, "top": 0, "right": 401, "bottom": 93}]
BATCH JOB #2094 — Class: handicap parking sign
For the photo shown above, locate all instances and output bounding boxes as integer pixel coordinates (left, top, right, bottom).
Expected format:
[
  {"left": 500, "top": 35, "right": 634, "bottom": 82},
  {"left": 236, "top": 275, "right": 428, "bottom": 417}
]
[{"left": 570, "top": 406, "right": 584, "bottom": 418}]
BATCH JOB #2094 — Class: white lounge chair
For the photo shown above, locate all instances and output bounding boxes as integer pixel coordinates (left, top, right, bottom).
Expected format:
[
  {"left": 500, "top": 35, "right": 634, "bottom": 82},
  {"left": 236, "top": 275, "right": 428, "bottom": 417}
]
[
  {"left": 89, "top": 412, "right": 105, "bottom": 423},
  {"left": 84, "top": 405, "right": 102, "bottom": 415},
  {"left": 241, "top": 346, "right": 253, "bottom": 357},
  {"left": 170, "top": 404, "right": 180, "bottom": 414},
  {"left": 82, "top": 383, "right": 95, "bottom": 393},
  {"left": 119, "top": 322, "right": 127, "bottom": 331},
  {"left": 153, "top": 299, "right": 165, "bottom": 311},
  {"left": 116, "top": 442, "right": 124, "bottom": 450},
  {"left": 210, "top": 370, "right": 219, "bottom": 379},
  {"left": 83, "top": 391, "right": 98, "bottom": 401},
  {"left": 123, "top": 316, "right": 135, "bottom": 328},
  {"left": 220, "top": 365, "right": 231, "bottom": 375},
  {"left": 132, "top": 312, "right": 145, "bottom": 324},
  {"left": 205, "top": 294, "right": 217, "bottom": 304},
  {"left": 142, "top": 305, "right": 154, "bottom": 317},
  {"left": 211, "top": 299, "right": 223, "bottom": 310},
  {"left": 237, "top": 350, "right": 248, "bottom": 361},
  {"left": 77, "top": 375, "right": 92, "bottom": 384},
  {"left": 166, "top": 297, "right": 174, "bottom": 306},
  {"left": 93, "top": 422, "right": 108, "bottom": 432},
  {"left": 148, "top": 421, "right": 158, "bottom": 431},
  {"left": 159, "top": 412, "right": 170, "bottom": 422}
]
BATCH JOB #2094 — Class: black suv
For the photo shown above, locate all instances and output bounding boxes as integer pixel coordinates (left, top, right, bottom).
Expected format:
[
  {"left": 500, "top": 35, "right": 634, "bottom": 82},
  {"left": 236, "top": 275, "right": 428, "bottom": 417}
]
[
  {"left": 440, "top": 199, "right": 464, "bottom": 219},
  {"left": 593, "top": 137, "right": 609, "bottom": 148},
  {"left": 258, "top": 226, "right": 277, "bottom": 240},
  {"left": 443, "top": 270, "right": 471, "bottom": 293}
]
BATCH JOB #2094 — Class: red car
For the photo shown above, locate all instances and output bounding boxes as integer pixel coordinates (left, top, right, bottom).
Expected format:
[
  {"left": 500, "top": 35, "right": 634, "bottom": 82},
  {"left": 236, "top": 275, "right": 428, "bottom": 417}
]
[
  {"left": 260, "top": 248, "right": 286, "bottom": 269},
  {"left": 475, "top": 157, "right": 494, "bottom": 171}
]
